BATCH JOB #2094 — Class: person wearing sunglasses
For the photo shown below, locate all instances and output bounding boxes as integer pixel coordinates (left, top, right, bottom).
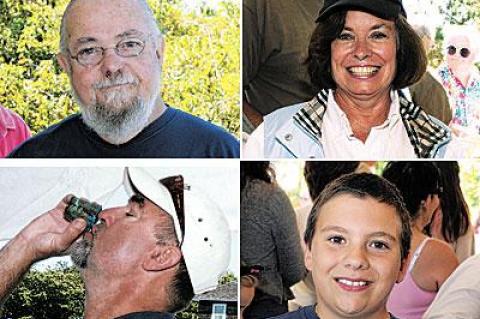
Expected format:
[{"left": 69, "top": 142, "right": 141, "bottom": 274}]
[
  {"left": 0, "top": 167, "right": 231, "bottom": 319},
  {"left": 437, "top": 25, "right": 480, "bottom": 137},
  {"left": 8, "top": 0, "right": 239, "bottom": 158}
]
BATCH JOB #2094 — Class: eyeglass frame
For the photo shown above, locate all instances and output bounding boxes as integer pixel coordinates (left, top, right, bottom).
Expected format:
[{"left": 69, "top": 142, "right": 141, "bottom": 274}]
[
  {"left": 446, "top": 45, "right": 471, "bottom": 58},
  {"left": 67, "top": 36, "right": 150, "bottom": 67}
]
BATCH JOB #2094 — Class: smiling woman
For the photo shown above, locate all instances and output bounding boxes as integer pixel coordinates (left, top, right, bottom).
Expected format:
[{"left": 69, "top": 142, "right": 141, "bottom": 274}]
[{"left": 244, "top": 0, "right": 457, "bottom": 159}]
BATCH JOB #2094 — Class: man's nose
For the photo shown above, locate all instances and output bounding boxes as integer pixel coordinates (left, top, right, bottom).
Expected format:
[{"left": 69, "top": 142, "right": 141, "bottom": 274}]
[
  {"left": 343, "top": 245, "right": 369, "bottom": 270},
  {"left": 97, "top": 206, "right": 125, "bottom": 226},
  {"left": 99, "top": 49, "right": 125, "bottom": 79}
]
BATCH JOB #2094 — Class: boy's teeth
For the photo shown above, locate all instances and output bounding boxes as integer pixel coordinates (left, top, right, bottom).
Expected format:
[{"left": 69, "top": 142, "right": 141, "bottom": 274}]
[{"left": 338, "top": 278, "right": 368, "bottom": 287}]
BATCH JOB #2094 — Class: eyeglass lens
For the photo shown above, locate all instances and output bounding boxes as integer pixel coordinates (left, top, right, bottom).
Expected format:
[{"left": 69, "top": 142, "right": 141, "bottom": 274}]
[
  {"left": 74, "top": 39, "right": 145, "bottom": 66},
  {"left": 447, "top": 45, "right": 471, "bottom": 58}
]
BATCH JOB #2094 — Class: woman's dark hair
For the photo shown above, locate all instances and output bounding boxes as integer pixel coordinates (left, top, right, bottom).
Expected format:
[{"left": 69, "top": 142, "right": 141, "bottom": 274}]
[
  {"left": 240, "top": 161, "right": 274, "bottom": 192},
  {"left": 433, "top": 162, "right": 470, "bottom": 243},
  {"left": 382, "top": 162, "right": 442, "bottom": 220},
  {"left": 304, "top": 161, "right": 360, "bottom": 201},
  {"left": 307, "top": 10, "right": 427, "bottom": 90}
]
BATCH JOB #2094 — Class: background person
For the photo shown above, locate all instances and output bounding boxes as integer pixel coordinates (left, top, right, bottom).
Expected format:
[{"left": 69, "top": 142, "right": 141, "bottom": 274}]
[
  {"left": 383, "top": 162, "right": 459, "bottom": 319},
  {"left": 0, "top": 104, "right": 31, "bottom": 157},
  {"left": 423, "top": 254, "right": 480, "bottom": 318},
  {"left": 242, "top": 0, "right": 323, "bottom": 134},
  {"left": 241, "top": 161, "right": 306, "bottom": 319},
  {"left": 240, "top": 262, "right": 261, "bottom": 319},
  {"left": 427, "top": 161, "right": 475, "bottom": 263},
  {"left": 408, "top": 25, "right": 452, "bottom": 125},
  {"left": 437, "top": 24, "right": 480, "bottom": 137},
  {"left": 244, "top": 0, "right": 454, "bottom": 159}
]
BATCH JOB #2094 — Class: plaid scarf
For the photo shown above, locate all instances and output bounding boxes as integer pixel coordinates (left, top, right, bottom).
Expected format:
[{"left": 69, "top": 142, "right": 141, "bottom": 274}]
[{"left": 293, "top": 89, "right": 451, "bottom": 158}]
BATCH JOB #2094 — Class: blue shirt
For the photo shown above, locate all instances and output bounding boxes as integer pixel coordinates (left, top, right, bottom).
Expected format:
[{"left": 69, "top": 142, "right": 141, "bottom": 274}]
[
  {"left": 115, "top": 312, "right": 174, "bottom": 319},
  {"left": 8, "top": 107, "right": 239, "bottom": 158},
  {"left": 270, "top": 305, "right": 399, "bottom": 319}
]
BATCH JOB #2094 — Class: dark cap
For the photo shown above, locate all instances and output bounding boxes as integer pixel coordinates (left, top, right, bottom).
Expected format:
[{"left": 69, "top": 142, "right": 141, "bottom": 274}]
[{"left": 316, "top": 0, "right": 407, "bottom": 22}]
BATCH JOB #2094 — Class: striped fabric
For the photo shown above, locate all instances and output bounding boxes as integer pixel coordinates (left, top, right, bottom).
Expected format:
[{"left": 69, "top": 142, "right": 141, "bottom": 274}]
[{"left": 293, "top": 89, "right": 451, "bottom": 158}]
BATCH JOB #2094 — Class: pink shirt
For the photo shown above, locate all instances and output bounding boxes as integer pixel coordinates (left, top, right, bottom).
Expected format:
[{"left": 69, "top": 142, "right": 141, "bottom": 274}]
[
  {"left": 387, "top": 238, "right": 437, "bottom": 319},
  {"left": 0, "top": 106, "right": 31, "bottom": 157}
]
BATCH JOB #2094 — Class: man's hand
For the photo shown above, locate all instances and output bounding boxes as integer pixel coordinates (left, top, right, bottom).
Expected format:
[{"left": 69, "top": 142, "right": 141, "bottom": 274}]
[
  {"left": 243, "top": 99, "right": 264, "bottom": 130},
  {"left": 18, "top": 194, "right": 87, "bottom": 261},
  {"left": 0, "top": 195, "right": 87, "bottom": 305}
]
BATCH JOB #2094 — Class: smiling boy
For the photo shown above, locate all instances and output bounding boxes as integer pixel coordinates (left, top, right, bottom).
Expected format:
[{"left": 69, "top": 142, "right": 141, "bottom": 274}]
[{"left": 272, "top": 173, "right": 411, "bottom": 319}]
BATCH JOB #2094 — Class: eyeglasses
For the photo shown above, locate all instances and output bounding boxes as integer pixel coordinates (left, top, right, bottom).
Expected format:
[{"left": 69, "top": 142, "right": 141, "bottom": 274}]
[
  {"left": 447, "top": 45, "right": 471, "bottom": 58},
  {"left": 69, "top": 38, "right": 147, "bottom": 66},
  {"left": 159, "top": 175, "right": 187, "bottom": 245}
]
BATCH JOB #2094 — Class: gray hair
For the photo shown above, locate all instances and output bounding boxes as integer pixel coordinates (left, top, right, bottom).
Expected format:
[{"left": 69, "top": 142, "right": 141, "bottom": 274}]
[
  {"left": 443, "top": 24, "right": 480, "bottom": 60},
  {"left": 59, "top": 0, "right": 162, "bottom": 55}
]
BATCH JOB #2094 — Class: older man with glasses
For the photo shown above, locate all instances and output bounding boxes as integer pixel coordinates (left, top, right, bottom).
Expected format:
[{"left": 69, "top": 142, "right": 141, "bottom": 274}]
[
  {"left": 0, "top": 168, "right": 231, "bottom": 319},
  {"left": 8, "top": 0, "right": 239, "bottom": 158}
]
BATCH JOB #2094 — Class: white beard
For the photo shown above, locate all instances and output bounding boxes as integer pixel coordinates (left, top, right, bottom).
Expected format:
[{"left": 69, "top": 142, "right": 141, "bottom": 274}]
[{"left": 73, "top": 72, "right": 158, "bottom": 145}]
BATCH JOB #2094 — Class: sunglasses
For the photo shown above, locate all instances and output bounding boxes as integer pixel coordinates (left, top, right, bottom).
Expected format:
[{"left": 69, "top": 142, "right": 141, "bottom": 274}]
[
  {"left": 159, "top": 175, "right": 187, "bottom": 245},
  {"left": 447, "top": 45, "right": 471, "bottom": 58}
]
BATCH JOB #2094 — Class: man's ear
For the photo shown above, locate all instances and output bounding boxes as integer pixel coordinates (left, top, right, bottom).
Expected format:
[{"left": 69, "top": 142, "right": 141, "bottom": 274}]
[
  {"left": 396, "top": 253, "right": 409, "bottom": 283},
  {"left": 57, "top": 53, "right": 71, "bottom": 75},
  {"left": 155, "top": 35, "right": 165, "bottom": 64},
  {"left": 142, "top": 245, "right": 181, "bottom": 271},
  {"left": 305, "top": 246, "right": 313, "bottom": 272}
]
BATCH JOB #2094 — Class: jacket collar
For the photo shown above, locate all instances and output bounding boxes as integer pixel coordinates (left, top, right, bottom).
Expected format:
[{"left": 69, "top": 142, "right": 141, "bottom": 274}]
[{"left": 291, "top": 89, "right": 451, "bottom": 158}]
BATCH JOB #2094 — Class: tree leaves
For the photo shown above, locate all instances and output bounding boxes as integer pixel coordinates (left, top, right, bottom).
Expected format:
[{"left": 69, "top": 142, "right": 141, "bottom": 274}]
[{"left": 0, "top": 0, "right": 240, "bottom": 137}]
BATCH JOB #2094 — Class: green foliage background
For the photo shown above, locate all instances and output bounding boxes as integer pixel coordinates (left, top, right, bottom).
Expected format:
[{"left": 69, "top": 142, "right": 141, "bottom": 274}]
[
  {"left": 424, "top": 0, "right": 480, "bottom": 68},
  {"left": 0, "top": 263, "right": 84, "bottom": 319},
  {"left": 0, "top": 0, "right": 240, "bottom": 136},
  {"left": 0, "top": 263, "right": 236, "bottom": 319}
]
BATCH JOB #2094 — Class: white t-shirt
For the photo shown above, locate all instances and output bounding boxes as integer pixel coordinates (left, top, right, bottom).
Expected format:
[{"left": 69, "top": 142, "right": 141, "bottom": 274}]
[
  {"left": 321, "top": 91, "right": 416, "bottom": 159},
  {"left": 423, "top": 254, "right": 480, "bottom": 318}
]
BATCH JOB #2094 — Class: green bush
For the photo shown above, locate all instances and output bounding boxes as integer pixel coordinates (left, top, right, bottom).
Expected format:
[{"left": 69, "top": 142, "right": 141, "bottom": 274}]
[
  {"left": 0, "top": 263, "right": 236, "bottom": 319},
  {"left": 0, "top": 0, "right": 240, "bottom": 136},
  {"left": 1, "top": 263, "right": 84, "bottom": 319}
]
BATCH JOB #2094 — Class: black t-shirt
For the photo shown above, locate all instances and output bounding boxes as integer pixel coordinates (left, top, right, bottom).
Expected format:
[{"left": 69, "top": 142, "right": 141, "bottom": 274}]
[
  {"left": 8, "top": 107, "right": 239, "bottom": 158},
  {"left": 270, "top": 305, "right": 400, "bottom": 319},
  {"left": 115, "top": 311, "right": 174, "bottom": 319}
]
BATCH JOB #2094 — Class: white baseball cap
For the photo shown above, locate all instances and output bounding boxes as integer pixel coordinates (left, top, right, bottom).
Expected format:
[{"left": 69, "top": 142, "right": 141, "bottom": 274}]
[{"left": 123, "top": 167, "right": 231, "bottom": 294}]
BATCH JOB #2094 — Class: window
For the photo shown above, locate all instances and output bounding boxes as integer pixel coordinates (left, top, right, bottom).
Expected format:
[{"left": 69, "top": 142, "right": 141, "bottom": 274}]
[{"left": 211, "top": 303, "right": 227, "bottom": 319}]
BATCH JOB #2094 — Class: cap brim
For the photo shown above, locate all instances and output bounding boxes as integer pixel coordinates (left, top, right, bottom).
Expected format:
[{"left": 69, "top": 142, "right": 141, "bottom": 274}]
[
  {"left": 317, "top": 0, "right": 404, "bottom": 21},
  {"left": 123, "top": 167, "right": 183, "bottom": 241},
  {"left": 124, "top": 167, "right": 231, "bottom": 296}
]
